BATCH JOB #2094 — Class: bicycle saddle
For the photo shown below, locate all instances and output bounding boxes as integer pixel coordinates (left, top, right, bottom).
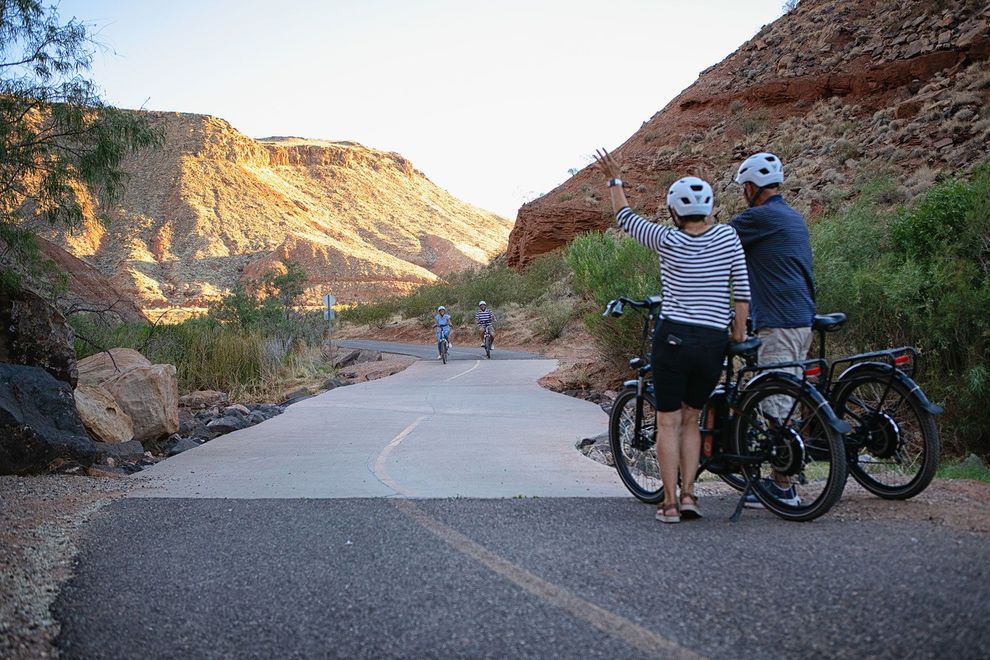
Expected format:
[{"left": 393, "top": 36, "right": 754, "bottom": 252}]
[
  {"left": 729, "top": 337, "right": 762, "bottom": 356},
  {"left": 813, "top": 313, "right": 847, "bottom": 332}
]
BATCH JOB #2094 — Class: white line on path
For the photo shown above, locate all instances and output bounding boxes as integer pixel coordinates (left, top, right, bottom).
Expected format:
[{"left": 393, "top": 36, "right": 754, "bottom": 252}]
[
  {"left": 445, "top": 360, "right": 481, "bottom": 382},
  {"left": 393, "top": 499, "right": 704, "bottom": 660},
  {"left": 371, "top": 415, "right": 426, "bottom": 496}
]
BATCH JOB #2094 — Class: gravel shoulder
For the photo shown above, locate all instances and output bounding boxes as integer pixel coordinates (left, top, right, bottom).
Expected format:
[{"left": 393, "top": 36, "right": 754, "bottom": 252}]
[{"left": 0, "top": 475, "right": 132, "bottom": 659}]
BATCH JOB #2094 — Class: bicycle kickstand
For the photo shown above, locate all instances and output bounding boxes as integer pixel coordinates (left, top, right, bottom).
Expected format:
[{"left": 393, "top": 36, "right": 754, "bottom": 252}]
[{"left": 730, "top": 483, "right": 752, "bottom": 523}]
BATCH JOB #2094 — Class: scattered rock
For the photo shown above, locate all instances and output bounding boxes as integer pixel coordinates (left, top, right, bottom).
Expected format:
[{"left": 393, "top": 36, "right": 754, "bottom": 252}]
[
  {"left": 206, "top": 415, "right": 250, "bottom": 435},
  {"left": 76, "top": 348, "right": 151, "bottom": 385},
  {"left": 281, "top": 387, "right": 313, "bottom": 406},
  {"left": 85, "top": 464, "right": 132, "bottom": 478},
  {"left": 0, "top": 364, "right": 97, "bottom": 475},
  {"left": 322, "top": 378, "right": 350, "bottom": 391},
  {"left": 74, "top": 383, "right": 134, "bottom": 444},
  {"left": 165, "top": 436, "right": 201, "bottom": 456},
  {"left": 224, "top": 404, "right": 251, "bottom": 417},
  {"left": 178, "top": 389, "right": 229, "bottom": 410},
  {"left": 95, "top": 439, "right": 146, "bottom": 464},
  {"left": 102, "top": 364, "right": 179, "bottom": 445},
  {"left": 331, "top": 349, "right": 362, "bottom": 369}
]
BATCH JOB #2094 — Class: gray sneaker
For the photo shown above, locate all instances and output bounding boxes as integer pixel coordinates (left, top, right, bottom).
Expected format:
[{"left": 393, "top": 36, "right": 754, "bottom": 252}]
[{"left": 744, "top": 478, "right": 801, "bottom": 508}]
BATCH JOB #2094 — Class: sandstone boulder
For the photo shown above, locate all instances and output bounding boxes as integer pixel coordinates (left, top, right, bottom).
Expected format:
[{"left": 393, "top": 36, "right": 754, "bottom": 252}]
[
  {"left": 77, "top": 348, "right": 151, "bottom": 385},
  {"left": 0, "top": 364, "right": 97, "bottom": 475},
  {"left": 0, "top": 290, "right": 78, "bottom": 387},
  {"left": 102, "top": 364, "right": 179, "bottom": 444},
  {"left": 74, "top": 383, "right": 134, "bottom": 444}
]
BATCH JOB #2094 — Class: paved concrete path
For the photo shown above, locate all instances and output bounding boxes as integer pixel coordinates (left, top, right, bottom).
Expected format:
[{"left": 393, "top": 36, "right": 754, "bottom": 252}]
[
  {"left": 131, "top": 358, "right": 623, "bottom": 498},
  {"left": 336, "top": 338, "right": 543, "bottom": 361}
]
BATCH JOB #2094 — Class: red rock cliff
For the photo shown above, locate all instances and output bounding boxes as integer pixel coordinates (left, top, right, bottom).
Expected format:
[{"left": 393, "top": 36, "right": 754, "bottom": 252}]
[{"left": 507, "top": 0, "right": 990, "bottom": 266}]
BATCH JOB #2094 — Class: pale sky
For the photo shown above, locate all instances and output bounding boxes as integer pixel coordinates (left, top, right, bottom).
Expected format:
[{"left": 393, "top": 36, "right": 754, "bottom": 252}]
[{"left": 60, "top": 0, "right": 787, "bottom": 218}]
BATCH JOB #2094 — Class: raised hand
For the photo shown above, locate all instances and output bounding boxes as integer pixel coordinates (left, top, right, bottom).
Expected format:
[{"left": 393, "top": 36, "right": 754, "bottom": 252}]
[{"left": 592, "top": 148, "right": 621, "bottom": 181}]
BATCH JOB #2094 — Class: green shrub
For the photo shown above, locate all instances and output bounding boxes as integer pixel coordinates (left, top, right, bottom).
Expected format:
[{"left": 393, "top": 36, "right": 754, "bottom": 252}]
[
  {"left": 533, "top": 299, "right": 574, "bottom": 342},
  {"left": 811, "top": 163, "right": 990, "bottom": 457},
  {"left": 566, "top": 232, "right": 660, "bottom": 362},
  {"left": 342, "top": 250, "right": 572, "bottom": 324}
]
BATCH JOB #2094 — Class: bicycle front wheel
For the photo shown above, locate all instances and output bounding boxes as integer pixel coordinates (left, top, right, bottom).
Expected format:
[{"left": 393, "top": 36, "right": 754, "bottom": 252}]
[
  {"left": 832, "top": 367, "right": 939, "bottom": 499},
  {"left": 484, "top": 334, "right": 491, "bottom": 359},
  {"left": 733, "top": 375, "right": 847, "bottom": 522},
  {"left": 608, "top": 388, "right": 664, "bottom": 503},
  {"left": 440, "top": 340, "right": 448, "bottom": 364}
]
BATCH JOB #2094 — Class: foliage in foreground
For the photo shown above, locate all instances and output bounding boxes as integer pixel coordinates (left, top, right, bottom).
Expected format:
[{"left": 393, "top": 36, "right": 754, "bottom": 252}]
[
  {"left": 0, "top": 0, "right": 160, "bottom": 293},
  {"left": 566, "top": 231, "right": 661, "bottom": 363},
  {"left": 812, "top": 165, "right": 990, "bottom": 457}
]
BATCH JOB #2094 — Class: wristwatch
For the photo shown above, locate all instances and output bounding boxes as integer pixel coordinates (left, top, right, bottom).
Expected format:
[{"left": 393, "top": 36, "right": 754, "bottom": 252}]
[{"left": 608, "top": 178, "right": 623, "bottom": 188}]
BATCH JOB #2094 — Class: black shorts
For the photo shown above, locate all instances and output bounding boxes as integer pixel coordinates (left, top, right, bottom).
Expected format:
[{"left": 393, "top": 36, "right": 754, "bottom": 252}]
[{"left": 651, "top": 320, "right": 728, "bottom": 412}]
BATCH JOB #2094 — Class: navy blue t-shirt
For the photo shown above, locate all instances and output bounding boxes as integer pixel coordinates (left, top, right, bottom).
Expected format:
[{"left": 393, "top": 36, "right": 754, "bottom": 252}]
[{"left": 729, "top": 196, "right": 815, "bottom": 329}]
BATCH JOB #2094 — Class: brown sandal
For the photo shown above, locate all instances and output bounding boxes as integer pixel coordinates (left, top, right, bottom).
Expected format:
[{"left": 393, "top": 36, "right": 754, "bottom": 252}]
[
  {"left": 679, "top": 493, "right": 702, "bottom": 520},
  {"left": 655, "top": 502, "right": 680, "bottom": 524}
]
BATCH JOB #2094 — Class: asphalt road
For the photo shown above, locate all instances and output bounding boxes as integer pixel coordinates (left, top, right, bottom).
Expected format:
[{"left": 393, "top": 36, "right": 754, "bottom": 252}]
[{"left": 55, "top": 346, "right": 990, "bottom": 658}]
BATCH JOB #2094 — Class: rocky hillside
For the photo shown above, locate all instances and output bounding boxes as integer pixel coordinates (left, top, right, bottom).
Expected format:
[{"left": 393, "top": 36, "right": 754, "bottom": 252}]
[
  {"left": 33, "top": 113, "right": 512, "bottom": 315},
  {"left": 507, "top": 0, "right": 990, "bottom": 266}
]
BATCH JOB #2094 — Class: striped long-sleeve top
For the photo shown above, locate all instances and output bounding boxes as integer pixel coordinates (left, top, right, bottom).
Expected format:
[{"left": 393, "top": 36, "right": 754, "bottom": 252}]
[{"left": 616, "top": 207, "right": 751, "bottom": 331}]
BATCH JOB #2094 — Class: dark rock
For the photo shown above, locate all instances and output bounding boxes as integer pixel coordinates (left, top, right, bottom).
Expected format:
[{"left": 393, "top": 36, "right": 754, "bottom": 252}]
[
  {"left": 206, "top": 415, "right": 250, "bottom": 435},
  {"left": 250, "top": 404, "right": 283, "bottom": 420},
  {"left": 0, "top": 290, "right": 78, "bottom": 387},
  {"left": 281, "top": 388, "right": 313, "bottom": 406},
  {"left": 166, "top": 436, "right": 200, "bottom": 456},
  {"left": 0, "top": 364, "right": 97, "bottom": 474},
  {"left": 95, "top": 439, "right": 146, "bottom": 464},
  {"left": 322, "top": 378, "right": 349, "bottom": 391},
  {"left": 249, "top": 411, "right": 266, "bottom": 425},
  {"left": 178, "top": 408, "right": 203, "bottom": 436},
  {"left": 331, "top": 349, "right": 362, "bottom": 369}
]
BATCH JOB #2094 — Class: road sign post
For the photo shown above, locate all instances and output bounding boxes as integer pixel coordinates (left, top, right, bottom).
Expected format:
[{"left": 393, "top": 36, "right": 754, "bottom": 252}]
[{"left": 323, "top": 294, "right": 336, "bottom": 339}]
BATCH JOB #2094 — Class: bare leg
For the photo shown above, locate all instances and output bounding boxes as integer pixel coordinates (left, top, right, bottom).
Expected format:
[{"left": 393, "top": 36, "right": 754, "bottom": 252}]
[
  {"left": 678, "top": 405, "right": 702, "bottom": 497},
  {"left": 656, "top": 410, "right": 682, "bottom": 510}
]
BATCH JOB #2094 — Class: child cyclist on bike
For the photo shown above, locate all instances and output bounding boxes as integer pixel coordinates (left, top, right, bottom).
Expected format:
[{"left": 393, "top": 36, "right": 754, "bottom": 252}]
[
  {"left": 594, "top": 148, "right": 750, "bottom": 524},
  {"left": 434, "top": 305, "right": 453, "bottom": 360}
]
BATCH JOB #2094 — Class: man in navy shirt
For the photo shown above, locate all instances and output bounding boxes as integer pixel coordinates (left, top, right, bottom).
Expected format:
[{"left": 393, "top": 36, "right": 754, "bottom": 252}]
[{"left": 730, "top": 152, "right": 816, "bottom": 508}]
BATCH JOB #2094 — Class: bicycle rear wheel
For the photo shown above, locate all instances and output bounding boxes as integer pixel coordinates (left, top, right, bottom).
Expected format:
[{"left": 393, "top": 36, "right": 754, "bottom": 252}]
[
  {"left": 832, "top": 367, "right": 939, "bottom": 499},
  {"left": 733, "top": 375, "right": 847, "bottom": 521},
  {"left": 608, "top": 388, "right": 664, "bottom": 503},
  {"left": 441, "top": 339, "right": 448, "bottom": 364},
  {"left": 484, "top": 333, "right": 492, "bottom": 359}
]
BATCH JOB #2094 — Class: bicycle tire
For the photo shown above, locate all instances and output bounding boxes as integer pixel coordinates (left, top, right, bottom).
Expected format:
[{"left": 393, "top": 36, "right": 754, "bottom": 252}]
[
  {"left": 832, "top": 367, "right": 939, "bottom": 499},
  {"left": 732, "top": 375, "right": 847, "bottom": 522},
  {"left": 608, "top": 388, "right": 664, "bottom": 503},
  {"left": 484, "top": 333, "right": 491, "bottom": 359},
  {"left": 441, "top": 339, "right": 448, "bottom": 364}
]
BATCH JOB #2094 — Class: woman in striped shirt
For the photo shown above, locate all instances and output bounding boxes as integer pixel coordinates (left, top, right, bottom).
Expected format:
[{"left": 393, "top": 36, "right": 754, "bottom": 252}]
[{"left": 594, "top": 149, "right": 750, "bottom": 524}]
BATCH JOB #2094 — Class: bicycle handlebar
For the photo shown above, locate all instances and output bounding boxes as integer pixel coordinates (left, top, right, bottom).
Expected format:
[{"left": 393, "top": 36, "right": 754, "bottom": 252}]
[{"left": 602, "top": 295, "right": 663, "bottom": 318}]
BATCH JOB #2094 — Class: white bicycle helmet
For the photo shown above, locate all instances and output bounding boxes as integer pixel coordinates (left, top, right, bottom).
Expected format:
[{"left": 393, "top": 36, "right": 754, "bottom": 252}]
[
  {"left": 478, "top": 300, "right": 487, "bottom": 306},
  {"left": 437, "top": 305, "right": 446, "bottom": 312},
  {"left": 735, "top": 152, "right": 784, "bottom": 187},
  {"left": 666, "top": 177, "right": 714, "bottom": 217}
]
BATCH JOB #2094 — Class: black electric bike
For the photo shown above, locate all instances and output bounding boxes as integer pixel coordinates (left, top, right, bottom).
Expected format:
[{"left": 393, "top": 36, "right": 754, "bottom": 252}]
[
  {"left": 605, "top": 296, "right": 850, "bottom": 522},
  {"left": 804, "top": 312, "right": 942, "bottom": 499}
]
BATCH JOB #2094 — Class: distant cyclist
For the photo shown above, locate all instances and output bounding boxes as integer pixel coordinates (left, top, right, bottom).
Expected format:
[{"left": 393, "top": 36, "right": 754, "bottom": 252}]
[
  {"left": 475, "top": 301, "right": 496, "bottom": 347},
  {"left": 434, "top": 305, "right": 453, "bottom": 360},
  {"left": 729, "top": 152, "right": 815, "bottom": 509}
]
